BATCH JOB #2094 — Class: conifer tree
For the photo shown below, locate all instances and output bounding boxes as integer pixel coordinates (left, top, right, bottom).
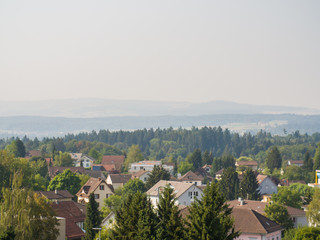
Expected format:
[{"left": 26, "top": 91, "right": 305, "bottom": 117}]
[
  {"left": 145, "top": 165, "right": 170, "bottom": 190},
  {"left": 109, "top": 192, "right": 157, "bottom": 239},
  {"left": 313, "top": 143, "right": 320, "bottom": 172},
  {"left": 266, "top": 146, "right": 282, "bottom": 173},
  {"left": 303, "top": 151, "right": 313, "bottom": 171},
  {"left": 219, "top": 167, "right": 239, "bottom": 200},
  {"left": 156, "top": 185, "right": 185, "bottom": 240},
  {"left": 186, "top": 182, "right": 239, "bottom": 240},
  {"left": 84, "top": 193, "right": 102, "bottom": 240},
  {"left": 239, "top": 168, "right": 260, "bottom": 200}
]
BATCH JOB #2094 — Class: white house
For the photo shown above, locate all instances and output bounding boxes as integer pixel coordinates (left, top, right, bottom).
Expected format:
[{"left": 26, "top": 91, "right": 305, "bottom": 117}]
[
  {"left": 178, "top": 170, "right": 204, "bottom": 186},
  {"left": 106, "top": 174, "right": 132, "bottom": 190},
  {"left": 257, "top": 174, "right": 278, "bottom": 195},
  {"left": 146, "top": 180, "right": 203, "bottom": 208},
  {"left": 287, "top": 160, "right": 304, "bottom": 167},
  {"left": 70, "top": 153, "right": 95, "bottom": 168},
  {"left": 131, "top": 170, "right": 150, "bottom": 183},
  {"left": 129, "top": 160, "right": 161, "bottom": 173}
]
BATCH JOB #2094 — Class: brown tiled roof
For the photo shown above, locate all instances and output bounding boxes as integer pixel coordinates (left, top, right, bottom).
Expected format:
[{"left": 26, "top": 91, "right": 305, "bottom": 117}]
[
  {"left": 289, "top": 160, "right": 304, "bottom": 165},
  {"left": 179, "top": 170, "right": 204, "bottom": 182},
  {"left": 26, "top": 150, "right": 42, "bottom": 158},
  {"left": 51, "top": 201, "right": 85, "bottom": 239},
  {"left": 108, "top": 174, "right": 132, "bottom": 184},
  {"left": 280, "top": 179, "right": 306, "bottom": 186},
  {"left": 256, "top": 174, "right": 268, "bottom": 185},
  {"left": 37, "top": 190, "right": 73, "bottom": 200},
  {"left": 84, "top": 170, "right": 107, "bottom": 179},
  {"left": 101, "top": 155, "right": 125, "bottom": 171},
  {"left": 48, "top": 166, "right": 85, "bottom": 179},
  {"left": 227, "top": 199, "right": 305, "bottom": 217},
  {"left": 231, "top": 208, "right": 283, "bottom": 234},
  {"left": 146, "top": 180, "right": 202, "bottom": 198},
  {"left": 236, "top": 161, "right": 258, "bottom": 166},
  {"left": 131, "top": 170, "right": 150, "bottom": 179},
  {"left": 76, "top": 178, "right": 113, "bottom": 198}
]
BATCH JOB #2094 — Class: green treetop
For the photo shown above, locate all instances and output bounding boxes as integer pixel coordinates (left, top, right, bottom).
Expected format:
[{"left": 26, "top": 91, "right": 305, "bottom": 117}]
[
  {"left": 47, "top": 169, "right": 81, "bottom": 195},
  {"left": 84, "top": 193, "right": 102, "bottom": 240},
  {"left": 266, "top": 146, "right": 282, "bottom": 173},
  {"left": 145, "top": 165, "right": 170, "bottom": 190}
]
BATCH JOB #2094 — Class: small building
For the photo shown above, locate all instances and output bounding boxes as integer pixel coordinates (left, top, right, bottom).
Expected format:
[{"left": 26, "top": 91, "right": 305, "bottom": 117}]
[
  {"left": 232, "top": 208, "right": 283, "bottom": 240},
  {"left": 178, "top": 170, "right": 204, "bottom": 186},
  {"left": 129, "top": 160, "right": 162, "bottom": 173},
  {"left": 76, "top": 177, "right": 114, "bottom": 209},
  {"left": 202, "top": 164, "right": 212, "bottom": 173},
  {"left": 92, "top": 164, "right": 119, "bottom": 174},
  {"left": 51, "top": 201, "right": 86, "bottom": 240},
  {"left": 228, "top": 199, "right": 308, "bottom": 228},
  {"left": 257, "top": 174, "right": 278, "bottom": 195},
  {"left": 106, "top": 174, "right": 132, "bottom": 190},
  {"left": 235, "top": 161, "right": 258, "bottom": 171},
  {"left": 48, "top": 166, "right": 85, "bottom": 179},
  {"left": 101, "top": 155, "right": 125, "bottom": 172},
  {"left": 146, "top": 180, "right": 203, "bottom": 207},
  {"left": 70, "top": 153, "right": 95, "bottom": 168},
  {"left": 131, "top": 170, "right": 150, "bottom": 183},
  {"left": 214, "top": 168, "right": 224, "bottom": 181},
  {"left": 101, "top": 212, "right": 116, "bottom": 229},
  {"left": 37, "top": 190, "right": 73, "bottom": 202},
  {"left": 287, "top": 160, "right": 304, "bottom": 167}
]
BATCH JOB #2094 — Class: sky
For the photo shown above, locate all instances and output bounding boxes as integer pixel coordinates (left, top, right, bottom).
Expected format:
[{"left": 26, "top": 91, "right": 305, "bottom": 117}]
[{"left": 0, "top": 0, "right": 319, "bottom": 109}]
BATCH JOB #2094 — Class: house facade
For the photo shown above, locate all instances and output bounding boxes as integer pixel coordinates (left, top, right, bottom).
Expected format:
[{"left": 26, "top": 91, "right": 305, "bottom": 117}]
[
  {"left": 129, "top": 160, "right": 162, "bottom": 173},
  {"left": 146, "top": 180, "right": 203, "bottom": 208},
  {"left": 178, "top": 170, "right": 204, "bottom": 186},
  {"left": 235, "top": 161, "right": 258, "bottom": 171},
  {"left": 70, "top": 153, "right": 95, "bottom": 168},
  {"left": 37, "top": 190, "right": 73, "bottom": 202},
  {"left": 76, "top": 177, "right": 114, "bottom": 209},
  {"left": 257, "top": 174, "right": 278, "bottom": 195},
  {"left": 131, "top": 170, "right": 150, "bottom": 183},
  {"left": 106, "top": 174, "right": 132, "bottom": 190}
]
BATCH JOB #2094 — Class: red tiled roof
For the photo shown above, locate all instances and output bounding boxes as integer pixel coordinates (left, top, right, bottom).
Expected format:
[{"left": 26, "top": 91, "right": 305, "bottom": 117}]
[
  {"left": 256, "top": 174, "right": 268, "bottom": 185},
  {"left": 131, "top": 170, "right": 150, "bottom": 179},
  {"left": 76, "top": 178, "right": 113, "bottom": 198},
  {"left": 48, "top": 166, "right": 85, "bottom": 179},
  {"left": 101, "top": 155, "right": 125, "bottom": 171},
  {"left": 179, "top": 170, "right": 204, "bottom": 182},
  {"left": 108, "top": 174, "right": 132, "bottom": 184},
  {"left": 51, "top": 201, "right": 85, "bottom": 239},
  {"left": 37, "top": 190, "right": 73, "bottom": 200}
]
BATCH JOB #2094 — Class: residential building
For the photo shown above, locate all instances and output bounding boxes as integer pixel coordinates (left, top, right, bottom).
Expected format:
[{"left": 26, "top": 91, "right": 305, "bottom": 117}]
[
  {"left": 37, "top": 190, "right": 73, "bottom": 202},
  {"left": 235, "top": 161, "right": 258, "bottom": 171},
  {"left": 106, "top": 174, "right": 132, "bottom": 190},
  {"left": 228, "top": 199, "right": 308, "bottom": 228},
  {"left": 146, "top": 180, "right": 203, "bottom": 207},
  {"left": 215, "top": 168, "right": 224, "bottom": 181},
  {"left": 92, "top": 164, "right": 119, "bottom": 174},
  {"left": 131, "top": 170, "right": 150, "bottom": 183},
  {"left": 178, "top": 170, "right": 204, "bottom": 186},
  {"left": 84, "top": 169, "right": 107, "bottom": 180},
  {"left": 129, "top": 160, "right": 162, "bottom": 173},
  {"left": 232, "top": 208, "right": 283, "bottom": 240},
  {"left": 76, "top": 177, "right": 114, "bottom": 209},
  {"left": 257, "top": 174, "right": 278, "bottom": 195},
  {"left": 101, "top": 155, "right": 125, "bottom": 172},
  {"left": 202, "top": 164, "right": 212, "bottom": 173},
  {"left": 162, "top": 162, "right": 175, "bottom": 175},
  {"left": 287, "top": 160, "right": 304, "bottom": 167},
  {"left": 101, "top": 212, "right": 116, "bottom": 229},
  {"left": 70, "top": 153, "right": 95, "bottom": 168},
  {"left": 48, "top": 166, "right": 85, "bottom": 179},
  {"left": 280, "top": 179, "right": 306, "bottom": 187},
  {"left": 51, "top": 201, "right": 86, "bottom": 240},
  {"left": 25, "top": 150, "right": 42, "bottom": 158}
]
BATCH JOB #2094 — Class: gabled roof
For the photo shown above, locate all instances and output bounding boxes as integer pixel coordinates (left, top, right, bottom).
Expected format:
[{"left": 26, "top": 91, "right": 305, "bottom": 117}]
[
  {"left": 288, "top": 160, "right": 304, "bottom": 164},
  {"left": 76, "top": 178, "right": 113, "bottom": 198},
  {"left": 101, "top": 155, "right": 125, "bottom": 171},
  {"left": 179, "top": 170, "right": 204, "bottom": 182},
  {"left": 280, "top": 179, "right": 306, "bottom": 186},
  {"left": 236, "top": 161, "right": 258, "bottom": 166},
  {"left": 37, "top": 190, "right": 73, "bottom": 200},
  {"left": 51, "top": 201, "right": 85, "bottom": 239},
  {"left": 108, "top": 174, "right": 132, "bottom": 184},
  {"left": 70, "top": 153, "right": 83, "bottom": 160},
  {"left": 131, "top": 160, "right": 161, "bottom": 166},
  {"left": 231, "top": 208, "right": 283, "bottom": 234},
  {"left": 131, "top": 170, "right": 150, "bottom": 179},
  {"left": 48, "top": 166, "right": 85, "bottom": 179},
  {"left": 227, "top": 199, "right": 305, "bottom": 217},
  {"left": 256, "top": 174, "right": 269, "bottom": 185},
  {"left": 215, "top": 168, "right": 224, "bottom": 175},
  {"left": 84, "top": 169, "right": 107, "bottom": 179},
  {"left": 146, "top": 180, "right": 202, "bottom": 198}
]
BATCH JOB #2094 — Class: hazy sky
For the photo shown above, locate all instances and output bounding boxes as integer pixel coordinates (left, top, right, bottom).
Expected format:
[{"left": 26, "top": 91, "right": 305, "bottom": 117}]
[{"left": 1, "top": 1, "right": 319, "bottom": 108}]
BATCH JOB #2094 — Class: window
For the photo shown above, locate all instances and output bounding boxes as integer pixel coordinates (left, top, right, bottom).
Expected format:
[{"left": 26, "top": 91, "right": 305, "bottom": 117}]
[
  {"left": 100, "top": 185, "right": 104, "bottom": 190},
  {"left": 194, "top": 192, "right": 198, "bottom": 197},
  {"left": 106, "top": 194, "right": 109, "bottom": 198},
  {"left": 188, "top": 192, "right": 193, "bottom": 198},
  {"left": 140, "top": 167, "right": 143, "bottom": 170},
  {"left": 195, "top": 182, "right": 197, "bottom": 185},
  {"left": 94, "top": 194, "right": 100, "bottom": 199},
  {"left": 144, "top": 177, "right": 147, "bottom": 181},
  {"left": 292, "top": 217, "right": 296, "bottom": 222}
]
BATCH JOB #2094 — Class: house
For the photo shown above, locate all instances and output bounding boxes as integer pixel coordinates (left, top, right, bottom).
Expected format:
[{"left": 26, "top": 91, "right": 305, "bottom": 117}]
[
  {"left": 228, "top": 199, "right": 308, "bottom": 228},
  {"left": 131, "top": 170, "right": 150, "bottom": 183},
  {"left": 178, "top": 170, "right": 204, "bottom": 186},
  {"left": 101, "top": 155, "right": 125, "bottom": 172},
  {"left": 84, "top": 169, "right": 107, "bottom": 180},
  {"left": 287, "top": 160, "right": 304, "bottom": 167},
  {"left": 162, "top": 162, "right": 175, "bottom": 175},
  {"left": 280, "top": 179, "right": 306, "bottom": 187},
  {"left": 48, "top": 166, "right": 85, "bottom": 179},
  {"left": 257, "top": 174, "right": 278, "bottom": 195},
  {"left": 70, "top": 153, "right": 95, "bottom": 168},
  {"left": 37, "top": 190, "right": 73, "bottom": 202},
  {"left": 232, "top": 208, "right": 283, "bottom": 240},
  {"left": 101, "top": 212, "right": 116, "bottom": 229},
  {"left": 146, "top": 180, "right": 203, "bottom": 207},
  {"left": 214, "top": 168, "right": 224, "bottom": 181},
  {"left": 25, "top": 150, "right": 42, "bottom": 158},
  {"left": 76, "top": 177, "right": 114, "bottom": 209},
  {"left": 106, "top": 174, "right": 132, "bottom": 190},
  {"left": 92, "top": 164, "right": 119, "bottom": 174},
  {"left": 202, "top": 164, "right": 212, "bottom": 173},
  {"left": 235, "top": 161, "right": 258, "bottom": 171},
  {"left": 51, "top": 201, "right": 86, "bottom": 240},
  {"left": 129, "top": 160, "right": 162, "bottom": 173},
  {"left": 194, "top": 167, "right": 214, "bottom": 183}
]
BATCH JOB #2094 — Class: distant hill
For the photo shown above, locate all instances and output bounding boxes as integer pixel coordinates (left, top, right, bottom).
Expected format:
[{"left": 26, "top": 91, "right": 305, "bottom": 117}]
[{"left": 0, "top": 98, "right": 318, "bottom": 117}]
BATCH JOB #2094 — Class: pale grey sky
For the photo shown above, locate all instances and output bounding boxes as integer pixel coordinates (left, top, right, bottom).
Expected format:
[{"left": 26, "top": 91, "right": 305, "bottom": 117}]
[{"left": 0, "top": 0, "right": 319, "bottom": 108}]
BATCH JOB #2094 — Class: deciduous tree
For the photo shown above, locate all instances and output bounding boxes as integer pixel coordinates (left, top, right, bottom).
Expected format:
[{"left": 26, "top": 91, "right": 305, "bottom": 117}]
[
  {"left": 265, "top": 202, "right": 293, "bottom": 229},
  {"left": 47, "top": 169, "right": 81, "bottom": 195},
  {"left": 307, "top": 188, "right": 320, "bottom": 227}
]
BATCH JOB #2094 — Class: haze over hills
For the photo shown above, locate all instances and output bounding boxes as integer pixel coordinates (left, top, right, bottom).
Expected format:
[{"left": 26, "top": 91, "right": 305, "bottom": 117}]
[
  {"left": 0, "top": 99, "right": 319, "bottom": 138},
  {"left": 0, "top": 98, "right": 319, "bottom": 118}
]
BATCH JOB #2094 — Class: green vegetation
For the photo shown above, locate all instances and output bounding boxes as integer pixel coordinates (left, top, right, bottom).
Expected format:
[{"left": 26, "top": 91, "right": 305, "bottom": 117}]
[
  {"left": 239, "top": 168, "right": 260, "bottom": 200},
  {"left": 265, "top": 203, "right": 293, "bottom": 229},
  {"left": 47, "top": 169, "right": 81, "bottom": 195},
  {"left": 84, "top": 193, "right": 102, "bottom": 240}
]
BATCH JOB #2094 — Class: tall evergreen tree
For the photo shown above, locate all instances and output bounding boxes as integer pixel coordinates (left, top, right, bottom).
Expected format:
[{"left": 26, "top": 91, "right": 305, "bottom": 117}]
[
  {"left": 84, "top": 194, "right": 102, "bottom": 240},
  {"left": 6, "top": 139, "right": 26, "bottom": 158},
  {"left": 189, "top": 149, "right": 202, "bottom": 169},
  {"left": 303, "top": 151, "right": 313, "bottom": 171},
  {"left": 186, "top": 182, "right": 240, "bottom": 240},
  {"left": 313, "top": 143, "right": 320, "bottom": 172},
  {"left": 145, "top": 165, "right": 170, "bottom": 190},
  {"left": 156, "top": 185, "right": 185, "bottom": 240},
  {"left": 239, "top": 168, "right": 260, "bottom": 200},
  {"left": 219, "top": 167, "right": 239, "bottom": 200},
  {"left": 266, "top": 146, "right": 282, "bottom": 173}
]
